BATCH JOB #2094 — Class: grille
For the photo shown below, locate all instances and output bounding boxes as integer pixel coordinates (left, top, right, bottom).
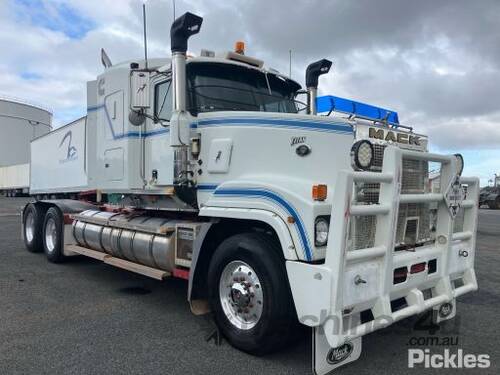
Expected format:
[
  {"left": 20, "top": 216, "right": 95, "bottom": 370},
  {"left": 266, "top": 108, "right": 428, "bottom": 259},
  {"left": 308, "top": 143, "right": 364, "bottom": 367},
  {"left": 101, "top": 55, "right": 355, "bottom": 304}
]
[
  {"left": 349, "top": 215, "right": 377, "bottom": 250},
  {"left": 350, "top": 142, "right": 434, "bottom": 250},
  {"left": 402, "top": 159, "right": 428, "bottom": 193},
  {"left": 453, "top": 209, "right": 465, "bottom": 233},
  {"left": 370, "top": 144, "right": 429, "bottom": 194},
  {"left": 372, "top": 144, "right": 385, "bottom": 170}
]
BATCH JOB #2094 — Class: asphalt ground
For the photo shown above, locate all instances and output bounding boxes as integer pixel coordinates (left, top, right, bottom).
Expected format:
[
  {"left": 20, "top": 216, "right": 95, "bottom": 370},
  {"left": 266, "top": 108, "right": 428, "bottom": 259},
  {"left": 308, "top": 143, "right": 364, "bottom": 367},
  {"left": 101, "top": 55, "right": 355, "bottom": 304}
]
[{"left": 0, "top": 196, "right": 498, "bottom": 374}]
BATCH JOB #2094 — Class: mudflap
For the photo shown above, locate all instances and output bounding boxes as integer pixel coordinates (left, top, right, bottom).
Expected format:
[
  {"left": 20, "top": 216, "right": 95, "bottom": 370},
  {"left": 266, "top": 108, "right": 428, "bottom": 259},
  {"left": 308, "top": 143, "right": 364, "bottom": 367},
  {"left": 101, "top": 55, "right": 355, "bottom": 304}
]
[{"left": 312, "top": 328, "right": 362, "bottom": 375}]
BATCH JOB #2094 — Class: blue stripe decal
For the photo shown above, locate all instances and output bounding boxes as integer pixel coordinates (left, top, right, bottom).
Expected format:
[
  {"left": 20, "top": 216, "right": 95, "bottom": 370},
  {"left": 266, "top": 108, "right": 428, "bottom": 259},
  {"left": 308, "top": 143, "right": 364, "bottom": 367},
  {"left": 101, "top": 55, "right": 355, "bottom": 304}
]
[
  {"left": 212, "top": 187, "right": 313, "bottom": 261},
  {"left": 87, "top": 105, "right": 170, "bottom": 139},
  {"left": 196, "top": 118, "right": 352, "bottom": 134},
  {"left": 87, "top": 105, "right": 352, "bottom": 140},
  {"left": 197, "top": 184, "right": 219, "bottom": 191}
]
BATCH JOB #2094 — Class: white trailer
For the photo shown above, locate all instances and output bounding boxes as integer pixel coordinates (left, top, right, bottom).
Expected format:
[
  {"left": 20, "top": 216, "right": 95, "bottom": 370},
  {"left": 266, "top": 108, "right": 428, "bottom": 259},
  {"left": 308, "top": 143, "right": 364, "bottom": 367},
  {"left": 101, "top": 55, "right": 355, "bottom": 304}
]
[
  {"left": 0, "top": 163, "right": 29, "bottom": 196},
  {"left": 21, "top": 12, "right": 479, "bottom": 374}
]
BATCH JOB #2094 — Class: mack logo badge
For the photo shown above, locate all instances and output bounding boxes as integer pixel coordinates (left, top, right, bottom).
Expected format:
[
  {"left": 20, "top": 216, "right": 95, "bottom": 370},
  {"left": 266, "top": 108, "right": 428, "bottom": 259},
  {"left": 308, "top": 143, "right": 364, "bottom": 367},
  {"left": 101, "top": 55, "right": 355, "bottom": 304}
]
[
  {"left": 369, "top": 127, "right": 421, "bottom": 146},
  {"left": 326, "top": 342, "right": 353, "bottom": 364}
]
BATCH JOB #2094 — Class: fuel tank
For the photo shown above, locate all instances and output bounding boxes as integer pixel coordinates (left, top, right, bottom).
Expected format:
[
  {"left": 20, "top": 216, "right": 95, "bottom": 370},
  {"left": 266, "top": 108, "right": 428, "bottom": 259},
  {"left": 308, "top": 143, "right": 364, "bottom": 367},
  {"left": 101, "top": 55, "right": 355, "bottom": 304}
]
[{"left": 72, "top": 210, "right": 186, "bottom": 272}]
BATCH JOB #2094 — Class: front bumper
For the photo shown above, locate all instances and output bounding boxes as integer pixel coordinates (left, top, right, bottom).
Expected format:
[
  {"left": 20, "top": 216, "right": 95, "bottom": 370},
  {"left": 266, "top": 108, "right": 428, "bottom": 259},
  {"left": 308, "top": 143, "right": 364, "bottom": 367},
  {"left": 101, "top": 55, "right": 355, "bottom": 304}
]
[{"left": 287, "top": 146, "right": 479, "bottom": 349}]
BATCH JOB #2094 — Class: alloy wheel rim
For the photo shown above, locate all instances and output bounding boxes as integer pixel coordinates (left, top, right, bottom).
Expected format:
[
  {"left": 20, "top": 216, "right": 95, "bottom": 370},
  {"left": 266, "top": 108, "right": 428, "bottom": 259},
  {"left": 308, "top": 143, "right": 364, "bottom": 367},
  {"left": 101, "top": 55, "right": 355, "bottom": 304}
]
[
  {"left": 219, "top": 260, "right": 264, "bottom": 330},
  {"left": 25, "top": 212, "right": 35, "bottom": 243},
  {"left": 45, "top": 218, "right": 57, "bottom": 253}
]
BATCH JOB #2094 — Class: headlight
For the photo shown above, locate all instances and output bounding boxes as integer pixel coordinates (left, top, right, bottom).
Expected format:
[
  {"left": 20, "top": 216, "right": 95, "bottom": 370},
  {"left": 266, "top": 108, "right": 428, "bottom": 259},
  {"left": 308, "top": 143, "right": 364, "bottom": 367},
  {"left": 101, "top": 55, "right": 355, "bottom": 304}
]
[
  {"left": 315, "top": 216, "right": 330, "bottom": 247},
  {"left": 351, "top": 140, "right": 374, "bottom": 170},
  {"left": 454, "top": 153, "right": 464, "bottom": 176}
]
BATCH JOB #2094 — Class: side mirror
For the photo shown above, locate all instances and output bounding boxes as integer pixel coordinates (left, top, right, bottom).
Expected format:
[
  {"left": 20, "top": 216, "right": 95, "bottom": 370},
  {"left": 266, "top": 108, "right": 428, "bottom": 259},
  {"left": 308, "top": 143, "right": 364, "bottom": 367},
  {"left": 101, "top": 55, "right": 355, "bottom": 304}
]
[{"left": 129, "top": 110, "right": 145, "bottom": 126}]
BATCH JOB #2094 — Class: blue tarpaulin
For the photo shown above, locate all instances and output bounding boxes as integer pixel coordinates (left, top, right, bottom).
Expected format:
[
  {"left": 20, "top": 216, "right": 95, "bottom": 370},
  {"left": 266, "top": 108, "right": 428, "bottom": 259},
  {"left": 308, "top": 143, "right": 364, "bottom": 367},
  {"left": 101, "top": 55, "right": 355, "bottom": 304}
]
[{"left": 316, "top": 95, "right": 399, "bottom": 124}]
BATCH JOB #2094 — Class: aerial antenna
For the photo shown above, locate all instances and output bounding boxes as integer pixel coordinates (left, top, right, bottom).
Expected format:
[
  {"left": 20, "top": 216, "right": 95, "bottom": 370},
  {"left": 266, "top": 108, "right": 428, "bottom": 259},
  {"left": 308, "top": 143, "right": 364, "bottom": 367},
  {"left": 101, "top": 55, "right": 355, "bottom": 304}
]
[
  {"left": 101, "top": 48, "right": 113, "bottom": 68},
  {"left": 289, "top": 49, "right": 292, "bottom": 78},
  {"left": 142, "top": 1, "right": 149, "bottom": 69},
  {"left": 172, "top": 0, "right": 176, "bottom": 21}
]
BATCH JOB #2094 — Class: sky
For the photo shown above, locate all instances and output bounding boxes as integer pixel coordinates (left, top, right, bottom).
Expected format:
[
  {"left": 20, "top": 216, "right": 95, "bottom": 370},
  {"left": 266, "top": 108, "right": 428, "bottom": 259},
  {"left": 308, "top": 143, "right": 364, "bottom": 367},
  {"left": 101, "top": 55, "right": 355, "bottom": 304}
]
[{"left": 0, "top": 0, "right": 499, "bottom": 185}]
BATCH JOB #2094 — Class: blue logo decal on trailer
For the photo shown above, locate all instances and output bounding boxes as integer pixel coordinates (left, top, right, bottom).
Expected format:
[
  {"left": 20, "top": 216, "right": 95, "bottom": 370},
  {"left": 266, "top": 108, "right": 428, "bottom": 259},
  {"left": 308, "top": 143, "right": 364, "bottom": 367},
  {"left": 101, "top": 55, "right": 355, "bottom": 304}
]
[{"left": 58, "top": 131, "right": 77, "bottom": 163}]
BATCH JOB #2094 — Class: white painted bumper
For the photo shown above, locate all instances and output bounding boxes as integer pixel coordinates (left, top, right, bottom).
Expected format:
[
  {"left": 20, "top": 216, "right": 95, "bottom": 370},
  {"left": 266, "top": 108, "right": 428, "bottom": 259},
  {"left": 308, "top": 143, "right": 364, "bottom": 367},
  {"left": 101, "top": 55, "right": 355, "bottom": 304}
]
[{"left": 287, "top": 146, "right": 479, "bottom": 349}]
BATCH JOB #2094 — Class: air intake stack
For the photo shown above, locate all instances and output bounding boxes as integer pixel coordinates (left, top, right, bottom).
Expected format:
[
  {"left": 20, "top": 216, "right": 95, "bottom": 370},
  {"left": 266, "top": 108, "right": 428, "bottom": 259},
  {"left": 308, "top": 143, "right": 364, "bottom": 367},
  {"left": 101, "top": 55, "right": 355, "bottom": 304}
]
[
  {"left": 169, "top": 12, "right": 203, "bottom": 198},
  {"left": 305, "top": 59, "right": 332, "bottom": 115}
]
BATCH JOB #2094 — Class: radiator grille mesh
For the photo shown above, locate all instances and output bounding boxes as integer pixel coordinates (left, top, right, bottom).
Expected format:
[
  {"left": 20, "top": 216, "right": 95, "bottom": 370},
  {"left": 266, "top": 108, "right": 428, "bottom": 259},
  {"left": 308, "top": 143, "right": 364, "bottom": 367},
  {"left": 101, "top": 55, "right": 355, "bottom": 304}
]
[{"left": 350, "top": 143, "right": 435, "bottom": 250}]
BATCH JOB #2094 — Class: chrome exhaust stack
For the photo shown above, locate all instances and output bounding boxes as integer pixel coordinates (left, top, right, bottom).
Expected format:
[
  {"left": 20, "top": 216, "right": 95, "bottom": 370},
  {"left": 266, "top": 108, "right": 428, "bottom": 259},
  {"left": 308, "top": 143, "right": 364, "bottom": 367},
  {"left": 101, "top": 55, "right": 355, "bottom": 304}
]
[
  {"left": 170, "top": 12, "right": 203, "bottom": 189},
  {"left": 170, "top": 12, "right": 203, "bottom": 113},
  {"left": 305, "top": 59, "right": 332, "bottom": 115}
]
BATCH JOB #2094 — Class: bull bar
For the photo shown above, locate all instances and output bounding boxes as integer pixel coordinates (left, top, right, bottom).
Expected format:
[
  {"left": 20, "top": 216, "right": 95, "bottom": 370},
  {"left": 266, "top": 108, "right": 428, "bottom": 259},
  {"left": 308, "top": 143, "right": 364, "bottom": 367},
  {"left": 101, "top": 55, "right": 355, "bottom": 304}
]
[{"left": 287, "top": 146, "right": 479, "bottom": 349}]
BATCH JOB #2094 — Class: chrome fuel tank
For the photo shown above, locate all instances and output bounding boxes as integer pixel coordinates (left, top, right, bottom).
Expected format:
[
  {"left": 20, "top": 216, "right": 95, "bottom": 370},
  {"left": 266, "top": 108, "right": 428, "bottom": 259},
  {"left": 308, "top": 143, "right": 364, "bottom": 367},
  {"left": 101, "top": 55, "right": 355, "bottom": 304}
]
[{"left": 72, "top": 210, "right": 180, "bottom": 272}]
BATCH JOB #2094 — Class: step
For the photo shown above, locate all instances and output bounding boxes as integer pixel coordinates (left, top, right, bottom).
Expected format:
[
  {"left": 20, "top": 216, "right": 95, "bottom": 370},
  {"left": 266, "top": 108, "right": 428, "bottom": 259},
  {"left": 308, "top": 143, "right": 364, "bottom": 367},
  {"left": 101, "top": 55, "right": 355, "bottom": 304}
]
[{"left": 65, "top": 244, "right": 170, "bottom": 280}]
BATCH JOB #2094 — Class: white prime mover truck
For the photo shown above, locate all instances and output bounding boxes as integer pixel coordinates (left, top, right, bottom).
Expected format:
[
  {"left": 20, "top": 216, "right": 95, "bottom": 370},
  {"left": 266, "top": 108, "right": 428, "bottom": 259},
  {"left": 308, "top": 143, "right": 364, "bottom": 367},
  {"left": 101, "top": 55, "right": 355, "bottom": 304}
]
[{"left": 21, "top": 13, "right": 479, "bottom": 374}]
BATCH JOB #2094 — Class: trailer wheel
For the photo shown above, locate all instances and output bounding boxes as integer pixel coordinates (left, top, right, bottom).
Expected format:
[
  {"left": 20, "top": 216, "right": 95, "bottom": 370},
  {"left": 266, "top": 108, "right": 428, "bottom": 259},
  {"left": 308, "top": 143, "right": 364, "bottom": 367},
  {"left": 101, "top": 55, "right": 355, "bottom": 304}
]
[
  {"left": 208, "top": 233, "right": 296, "bottom": 355},
  {"left": 23, "top": 203, "right": 46, "bottom": 253},
  {"left": 42, "top": 207, "right": 65, "bottom": 263}
]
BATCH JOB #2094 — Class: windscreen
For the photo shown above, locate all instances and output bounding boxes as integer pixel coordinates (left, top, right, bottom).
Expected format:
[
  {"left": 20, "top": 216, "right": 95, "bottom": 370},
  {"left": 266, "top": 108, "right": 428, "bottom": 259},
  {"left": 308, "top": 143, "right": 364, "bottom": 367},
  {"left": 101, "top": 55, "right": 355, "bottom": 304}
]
[{"left": 186, "top": 62, "right": 300, "bottom": 115}]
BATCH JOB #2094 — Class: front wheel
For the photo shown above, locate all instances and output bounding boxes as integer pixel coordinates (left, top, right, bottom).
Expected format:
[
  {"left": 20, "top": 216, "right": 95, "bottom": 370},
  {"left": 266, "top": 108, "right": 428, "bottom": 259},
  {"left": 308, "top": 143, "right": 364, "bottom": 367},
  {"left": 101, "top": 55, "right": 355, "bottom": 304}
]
[
  {"left": 207, "top": 233, "right": 296, "bottom": 355},
  {"left": 42, "top": 207, "right": 66, "bottom": 263}
]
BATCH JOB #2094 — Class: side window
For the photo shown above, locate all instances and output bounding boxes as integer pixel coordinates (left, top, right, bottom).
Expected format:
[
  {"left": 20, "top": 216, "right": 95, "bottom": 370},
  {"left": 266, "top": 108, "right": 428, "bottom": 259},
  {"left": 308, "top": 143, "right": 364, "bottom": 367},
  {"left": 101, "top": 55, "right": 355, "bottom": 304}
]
[{"left": 154, "top": 80, "right": 172, "bottom": 121}]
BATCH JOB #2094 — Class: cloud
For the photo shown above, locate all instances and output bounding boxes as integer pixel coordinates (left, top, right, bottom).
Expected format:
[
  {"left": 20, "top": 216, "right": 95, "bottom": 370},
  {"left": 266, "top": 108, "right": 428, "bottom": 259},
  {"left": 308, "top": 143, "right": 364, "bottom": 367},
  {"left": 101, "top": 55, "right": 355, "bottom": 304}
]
[
  {"left": 0, "top": 0, "right": 498, "bottom": 169},
  {"left": 14, "top": 0, "right": 96, "bottom": 39}
]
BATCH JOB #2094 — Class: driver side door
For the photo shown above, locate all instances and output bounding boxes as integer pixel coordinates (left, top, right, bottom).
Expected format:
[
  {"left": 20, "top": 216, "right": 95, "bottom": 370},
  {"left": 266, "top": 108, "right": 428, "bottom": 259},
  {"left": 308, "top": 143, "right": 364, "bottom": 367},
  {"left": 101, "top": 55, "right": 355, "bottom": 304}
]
[{"left": 144, "top": 76, "right": 174, "bottom": 187}]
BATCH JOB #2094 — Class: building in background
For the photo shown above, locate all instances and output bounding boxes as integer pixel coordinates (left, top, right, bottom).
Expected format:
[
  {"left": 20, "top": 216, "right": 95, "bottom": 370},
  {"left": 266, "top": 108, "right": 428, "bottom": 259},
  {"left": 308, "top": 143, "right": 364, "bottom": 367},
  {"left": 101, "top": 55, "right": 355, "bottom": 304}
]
[{"left": 0, "top": 96, "right": 52, "bottom": 196}]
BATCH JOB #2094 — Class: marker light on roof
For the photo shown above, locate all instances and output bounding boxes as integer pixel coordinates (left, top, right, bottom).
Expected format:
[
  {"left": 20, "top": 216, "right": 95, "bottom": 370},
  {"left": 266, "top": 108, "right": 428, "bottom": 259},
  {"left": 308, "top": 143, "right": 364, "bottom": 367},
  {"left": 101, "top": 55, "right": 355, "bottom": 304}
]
[{"left": 235, "top": 41, "right": 245, "bottom": 55}]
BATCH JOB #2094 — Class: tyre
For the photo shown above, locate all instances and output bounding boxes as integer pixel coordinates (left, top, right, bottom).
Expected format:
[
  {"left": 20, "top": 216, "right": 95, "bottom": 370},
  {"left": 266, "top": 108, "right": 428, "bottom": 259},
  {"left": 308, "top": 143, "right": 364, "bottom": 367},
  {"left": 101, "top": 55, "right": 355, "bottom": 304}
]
[
  {"left": 207, "top": 232, "right": 296, "bottom": 355},
  {"left": 42, "top": 207, "right": 66, "bottom": 263},
  {"left": 23, "top": 203, "right": 46, "bottom": 253}
]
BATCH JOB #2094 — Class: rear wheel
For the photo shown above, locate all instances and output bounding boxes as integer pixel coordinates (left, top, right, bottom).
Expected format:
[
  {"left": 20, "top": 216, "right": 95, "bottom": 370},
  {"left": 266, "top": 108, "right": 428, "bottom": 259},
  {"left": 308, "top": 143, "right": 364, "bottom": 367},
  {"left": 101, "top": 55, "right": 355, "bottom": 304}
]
[
  {"left": 43, "top": 207, "right": 66, "bottom": 263},
  {"left": 23, "top": 203, "right": 45, "bottom": 253},
  {"left": 208, "top": 232, "right": 296, "bottom": 355}
]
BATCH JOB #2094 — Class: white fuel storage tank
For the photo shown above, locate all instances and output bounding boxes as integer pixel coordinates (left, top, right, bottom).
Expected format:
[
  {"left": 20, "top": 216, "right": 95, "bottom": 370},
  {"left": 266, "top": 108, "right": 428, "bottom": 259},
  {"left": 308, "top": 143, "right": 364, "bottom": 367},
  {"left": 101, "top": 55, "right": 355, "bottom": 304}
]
[
  {"left": 0, "top": 96, "right": 52, "bottom": 166},
  {"left": 0, "top": 96, "right": 52, "bottom": 195}
]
